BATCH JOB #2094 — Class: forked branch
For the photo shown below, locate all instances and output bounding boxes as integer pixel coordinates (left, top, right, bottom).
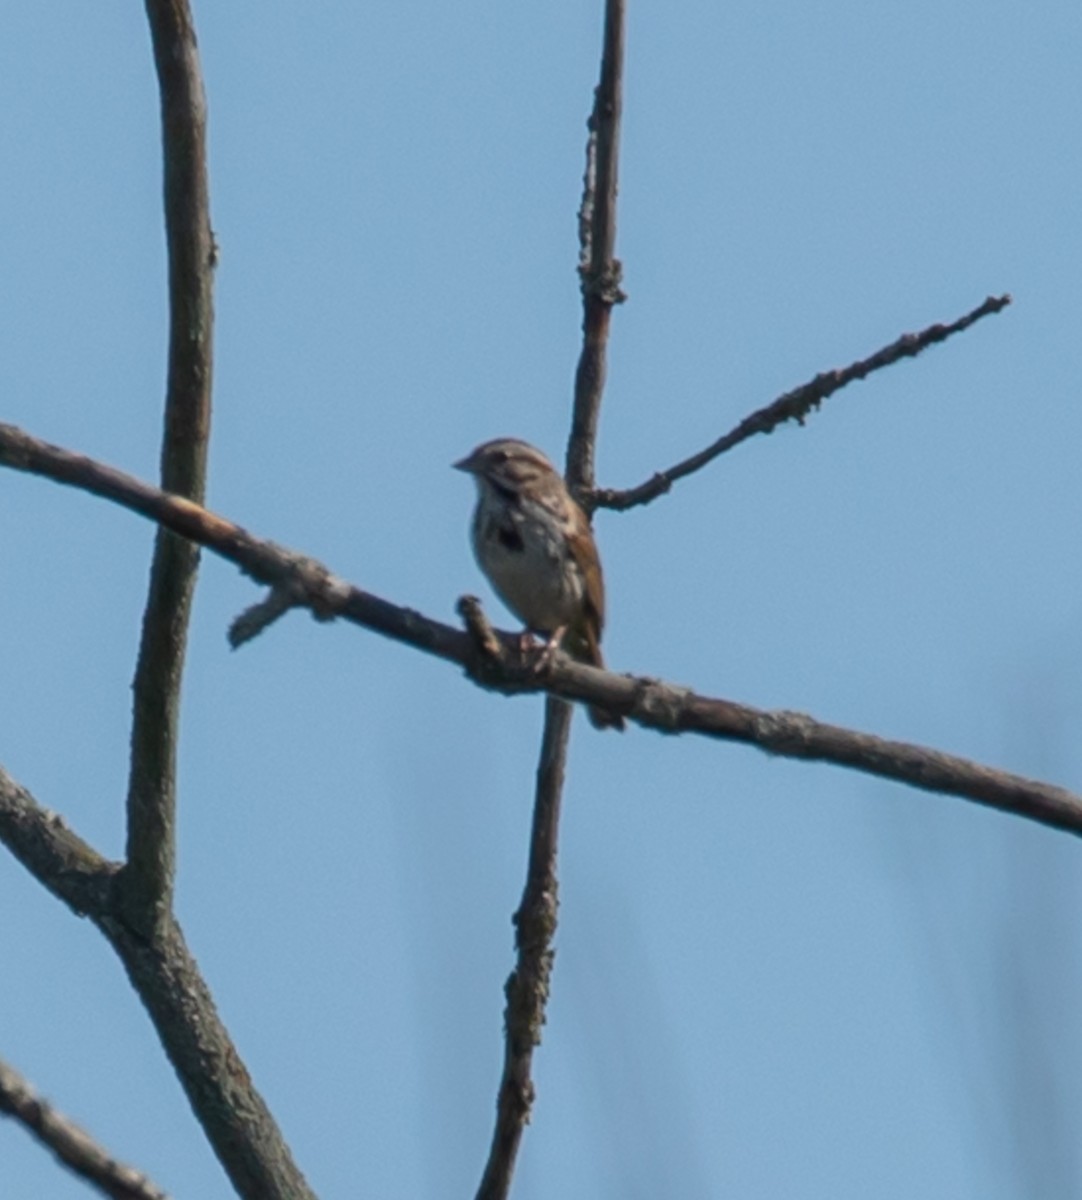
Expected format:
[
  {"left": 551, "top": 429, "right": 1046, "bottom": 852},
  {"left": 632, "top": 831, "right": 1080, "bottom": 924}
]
[
  {"left": 0, "top": 7, "right": 316, "bottom": 1197},
  {"left": 0, "top": 764, "right": 317, "bottom": 1200}
]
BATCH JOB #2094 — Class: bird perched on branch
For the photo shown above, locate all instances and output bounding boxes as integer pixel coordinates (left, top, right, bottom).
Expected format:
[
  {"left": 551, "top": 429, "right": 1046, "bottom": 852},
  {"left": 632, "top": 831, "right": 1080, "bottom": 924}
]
[{"left": 455, "top": 437, "right": 624, "bottom": 730}]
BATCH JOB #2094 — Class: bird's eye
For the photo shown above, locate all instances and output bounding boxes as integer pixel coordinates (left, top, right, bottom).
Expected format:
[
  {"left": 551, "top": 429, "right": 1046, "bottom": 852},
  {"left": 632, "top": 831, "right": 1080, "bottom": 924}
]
[{"left": 492, "top": 449, "right": 509, "bottom": 463}]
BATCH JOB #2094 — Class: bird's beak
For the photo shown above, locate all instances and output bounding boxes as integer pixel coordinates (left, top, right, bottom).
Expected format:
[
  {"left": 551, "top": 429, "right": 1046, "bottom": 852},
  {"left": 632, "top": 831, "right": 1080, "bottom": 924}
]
[{"left": 453, "top": 453, "right": 476, "bottom": 474}]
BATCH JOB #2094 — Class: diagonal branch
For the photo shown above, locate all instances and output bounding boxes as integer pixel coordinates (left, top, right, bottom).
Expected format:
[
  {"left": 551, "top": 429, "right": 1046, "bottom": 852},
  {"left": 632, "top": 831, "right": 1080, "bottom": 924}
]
[
  {"left": 0, "top": 1056, "right": 169, "bottom": 1200},
  {"left": 102, "top": 914, "right": 316, "bottom": 1200},
  {"left": 0, "top": 764, "right": 318, "bottom": 1200},
  {"left": 2, "top": 422, "right": 1080, "bottom": 837},
  {"left": 479, "top": 7, "right": 627, "bottom": 1196},
  {"left": 124, "top": 0, "right": 216, "bottom": 932},
  {"left": 591, "top": 293, "right": 1012, "bottom": 512},
  {"left": 0, "top": 765, "right": 117, "bottom": 917}
]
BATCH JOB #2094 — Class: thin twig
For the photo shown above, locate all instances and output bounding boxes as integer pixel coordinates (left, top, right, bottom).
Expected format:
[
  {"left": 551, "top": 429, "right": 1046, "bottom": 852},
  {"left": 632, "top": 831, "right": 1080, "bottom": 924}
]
[
  {"left": 591, "top": 293, "right": 1012, "bottom": 512},
  {"left": 478, "top": 7, "right": 627, "bottom": 1196},
  {"left": 0, "top": 765, "right": 318, "bottom": 1200},
  {"left": 229, "top": 582, "right": 305, "bottom": 648},
  {"left": 0, "top": 1056, "right": 169, "bottom": 1200},
  {"left": 123, "top": 0, "right": 216, "bottom": 933},
  {"left": 2, "top": 423, "right": 1079, "bottom": 836}
]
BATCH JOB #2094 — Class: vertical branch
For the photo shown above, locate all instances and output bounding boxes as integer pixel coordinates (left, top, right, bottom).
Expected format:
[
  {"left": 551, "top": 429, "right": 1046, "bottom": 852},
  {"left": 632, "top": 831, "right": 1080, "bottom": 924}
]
[
  {"left": 477, "top": 699, "right": 573, "bottom": 1200},
  {"left": 122, "top": 0, "right": 215, "bottom": 931},
  {"left": 477, "top": 3, "right": 627, "bottom": 1198},
  {"left": 567, "top": 0, "right": 627, "bottom": 498},
  {"left": 117, "top": 11, "right": 309, "bottom": 1194}
]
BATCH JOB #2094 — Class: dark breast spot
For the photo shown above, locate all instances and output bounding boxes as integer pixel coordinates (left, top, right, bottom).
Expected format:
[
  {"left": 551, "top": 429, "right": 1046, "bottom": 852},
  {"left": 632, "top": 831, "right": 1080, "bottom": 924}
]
[
  {"left": 498, "top": 526, "right": 525, "bottom": 552},
  {"left": 482, "top": 513, "right": 525, "bottom": 553}
]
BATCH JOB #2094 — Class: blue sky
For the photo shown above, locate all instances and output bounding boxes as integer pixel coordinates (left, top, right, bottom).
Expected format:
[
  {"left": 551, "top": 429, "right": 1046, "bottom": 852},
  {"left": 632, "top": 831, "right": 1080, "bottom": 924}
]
[{"left": 3, "top": 3, "right": 1082, "bottom": 1197}]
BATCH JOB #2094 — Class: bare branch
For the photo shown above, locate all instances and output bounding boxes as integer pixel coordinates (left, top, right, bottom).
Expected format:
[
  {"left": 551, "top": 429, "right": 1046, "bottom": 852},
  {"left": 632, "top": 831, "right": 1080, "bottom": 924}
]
[
  {"left": 566, "top": 0, "right": 627, "bottom": 498},
  {"left": 123, "top": 0, "right": 217, "bottom": 932},
  {"left": 479, "top": 8, "right": 627, "bottom": 1195},
  {"left": 2, "top": 423, "right": 1080, "bottom": 837},
  {"left": 229, "top": 583, "right": 307, "bottom": 649},
  {"left": 0, "top": 765, "right": 117, "bottom": 917},
  {"left": 0, "top": 1056, "right": 169, "bottom": 1200},
  {"left": 0, "top": 420, "right": 437, "bottom": 652},
  {"left": 0, "top": 762, "right": 318, "bottom": 1200},
  {"left": 592, "top": 293, "right": 1012, "bottom": 512},
  {"left": 477, "top": 699, "right": 572, "bottom": 1200},
  {"left": 101, "top": 914, "right": 317, "bottom": 1200},
  {"left": 457, "top": 594, "right": 506, "bottom": 662}
]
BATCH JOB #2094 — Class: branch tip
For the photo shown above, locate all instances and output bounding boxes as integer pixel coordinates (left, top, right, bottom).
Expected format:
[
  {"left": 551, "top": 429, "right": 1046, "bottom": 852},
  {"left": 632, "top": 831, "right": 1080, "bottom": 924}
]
[
  {"left": 457, "top": 595, "right": 505, "bottom": 662},
  {"left": 0, "top": 1057, "right": 170, "bottom": 1200},
  {"left": 228, "top": 587, "right": 298, "bottom": 649},
  {"left": 595, "top": 291, "right": 1013, "bottom": 512}
]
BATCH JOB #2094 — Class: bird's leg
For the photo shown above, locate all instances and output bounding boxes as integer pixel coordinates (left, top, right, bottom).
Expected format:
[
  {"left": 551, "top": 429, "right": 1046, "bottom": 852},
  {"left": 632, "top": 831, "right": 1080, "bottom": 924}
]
[{"left": 533, "top": 625, "right": 567, "bottom": 672}]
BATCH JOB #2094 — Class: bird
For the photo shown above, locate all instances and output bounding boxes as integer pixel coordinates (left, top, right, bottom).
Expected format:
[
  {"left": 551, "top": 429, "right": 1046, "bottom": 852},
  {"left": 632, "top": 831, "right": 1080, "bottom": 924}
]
[{"left": 455, "top": 437, "right": 624, "bottom": 730}]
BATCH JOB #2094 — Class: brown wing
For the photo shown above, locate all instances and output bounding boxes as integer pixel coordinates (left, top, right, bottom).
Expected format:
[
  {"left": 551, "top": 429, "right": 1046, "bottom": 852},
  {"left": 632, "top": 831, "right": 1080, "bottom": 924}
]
[
  {"left": 567, "top": 499, "right": 606, "bottom": 668},
  {"left": 568, "top": 498, "right": 625, "bottom": 730}
]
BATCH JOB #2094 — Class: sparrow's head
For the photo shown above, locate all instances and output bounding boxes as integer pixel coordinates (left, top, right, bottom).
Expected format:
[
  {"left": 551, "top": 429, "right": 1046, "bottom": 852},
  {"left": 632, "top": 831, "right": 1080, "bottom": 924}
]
[{"left": 453, "top": 438, "right": 558, "bottom": 496}]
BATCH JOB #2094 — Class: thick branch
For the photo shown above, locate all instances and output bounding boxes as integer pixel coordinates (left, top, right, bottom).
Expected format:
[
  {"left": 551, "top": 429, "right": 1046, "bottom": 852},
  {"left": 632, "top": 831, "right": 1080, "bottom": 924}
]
[
  {"left": 101, "top": 915, "right": 316, "bottom": 1200},
  {"left": 0, "top": 762, "right": 317, "bottom": 1200},
  {"left": 592, "top": 293, "right": 1012, "bottom": 512},
  {"left": 125, "top": 0, "right": 216, "bottom": 931},
  {"left": 0, "top": 1056, "right": 168, "bottom": 1200},
  {"left": 2, "top": 422, "right": 1080, "bottom": 837}
]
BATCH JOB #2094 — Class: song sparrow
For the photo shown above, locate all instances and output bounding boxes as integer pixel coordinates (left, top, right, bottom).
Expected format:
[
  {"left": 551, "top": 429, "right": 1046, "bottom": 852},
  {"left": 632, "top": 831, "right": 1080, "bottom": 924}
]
[{"left": 455, "top": 437, "right": 625, "bottom": 730}]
